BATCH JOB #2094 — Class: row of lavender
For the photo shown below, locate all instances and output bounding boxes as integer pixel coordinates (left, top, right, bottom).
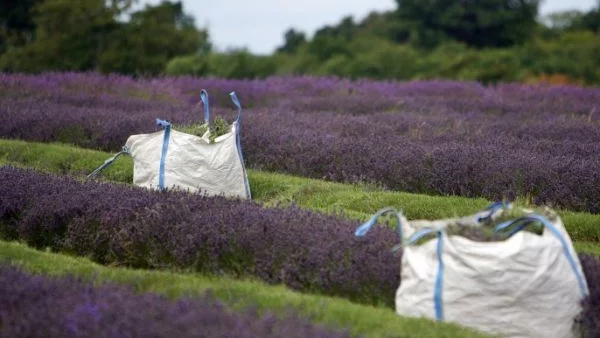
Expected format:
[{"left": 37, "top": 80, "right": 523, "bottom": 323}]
[
  {"left": 0, "top": 166, "right": 399, "bottom": 307},
  {"left": 1, "top": 166, "right": 600, "bottom": 337},
  {"left": 0, "top": 264, "right": 352, "bottom": 338},
  {"left": 2, "top": 73, "right": 600, "bottom": 212}
]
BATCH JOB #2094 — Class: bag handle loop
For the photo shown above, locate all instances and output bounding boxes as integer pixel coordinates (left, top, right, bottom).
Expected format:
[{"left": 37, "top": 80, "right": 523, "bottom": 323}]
[
  {"left": 229, "top": 91, "right": 242, "bottom": 126},
  {"left": 200, "top": 89, "right": 210, "bottom": 125},
  {"left": 87, "top": 146, "right": 129, "bottom": 179},
  {"left": 494, "top": 214, "right": 589, "bottom": 297},
  {"left": 354, "top": 201, "right": 509, "bottom": 249},
  {"left": 355, "top": 207, "right": 404, "bottom": 240}
]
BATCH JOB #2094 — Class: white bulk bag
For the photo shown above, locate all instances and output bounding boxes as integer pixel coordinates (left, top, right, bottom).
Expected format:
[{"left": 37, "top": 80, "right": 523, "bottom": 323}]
[
  {"left": 355, "top": 203, "right": 589, "bottom": 338},
  {"left": 89, "top": 90, "right": 250, "bottom": 199}
]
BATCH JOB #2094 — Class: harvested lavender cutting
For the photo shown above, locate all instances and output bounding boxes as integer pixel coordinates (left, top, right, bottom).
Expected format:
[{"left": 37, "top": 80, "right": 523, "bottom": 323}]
[
  {"left": 442, "top": 206, "right": 557, "bottom": 242},
  {"left": 180, "top": 116, "right": 231, "bottom": 143}
]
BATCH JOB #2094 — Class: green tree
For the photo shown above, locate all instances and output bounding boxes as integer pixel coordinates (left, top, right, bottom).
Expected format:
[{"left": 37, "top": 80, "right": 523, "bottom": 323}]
[
  {"left": 358, "top": 11, "right": 410, "bottom": 43},
  {"left": 544, "top": 10, "right": 585, "bottom": 31},
  {"left": 0, "top": 0, "right": 209, "bottom": 75},
  {"left": 276, "top": 29, "right": 307, "bottom": 54},
  {"left": 164, "top": 54, "right": 209, "bottom": 76},
  {"left": 314, "top": 16, "right": 357, "bottom": 41},
  {"left": 571, "top": 1, "right": 600, "bottom": 33},
  {"left": 315, "top": 54, "right": 352, "bottom": 77},
  {"left": 339, "top": 35, "right": 420, "bottom": 79},
  {"left": 100, "top": 1, "right": 210, "bottom": 75},
  {"left": 0, "top": 0, "right": 41, "bottom": 53},
  {"left": 395, "top": 0, "right": 541, "bottom": 48},
  {"left": 521, "top": 31, "right": 600, "bottom": 84},
  {"left": 0, "top": 0, "right": 134, "bottom": 72},
  {"left": 307, "top": 35, "right": 352, "bottom": 61},
  {"left": 273, "top": 46, "right": 321, "bottom": 75},
  {"left": 205, "top": 49, "right": 276, "bottom": 79}
]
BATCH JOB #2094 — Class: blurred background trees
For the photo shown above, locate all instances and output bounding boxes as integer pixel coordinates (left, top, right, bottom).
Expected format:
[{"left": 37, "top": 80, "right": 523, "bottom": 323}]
[
  {"left": 0, "top": 0, "right": 210, "bottom": 75},
  {"left": 1, "top": 0, "right": 599, "bottom": 86}
]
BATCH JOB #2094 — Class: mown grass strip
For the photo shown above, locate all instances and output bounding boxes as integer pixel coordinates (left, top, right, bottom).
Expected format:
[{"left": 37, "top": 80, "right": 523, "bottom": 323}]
[
  {"left": 0, "top": 240, "right": 489, "bottom": 338},
  {"left": 1, "top": 138, "right": 598, "bottom": 244},
  {"left": 574, "top": 242, "right": 600, "bottom": 257}
]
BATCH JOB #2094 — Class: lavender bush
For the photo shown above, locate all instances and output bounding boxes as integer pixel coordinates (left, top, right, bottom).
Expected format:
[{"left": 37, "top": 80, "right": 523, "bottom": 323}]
[
  {"left": 0, "top": 166, "right": 400, "bottom": 307},
  {"left": 1, "top": 167, "right": 599, "bottom": 334},
  {"left": 0, "top": 264, "right": 353, "bottom": 338},
  {"left": 1, "top": 73, "right": 600, "bottom": 212},
  {"left": 579, "top": 254, "right": 600, "bottom": 338}
]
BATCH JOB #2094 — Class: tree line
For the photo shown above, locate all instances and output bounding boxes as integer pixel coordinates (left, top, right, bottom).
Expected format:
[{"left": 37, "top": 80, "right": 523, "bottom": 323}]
[{"left": 2, "top": 0, "right": 599, "bottom": 85}]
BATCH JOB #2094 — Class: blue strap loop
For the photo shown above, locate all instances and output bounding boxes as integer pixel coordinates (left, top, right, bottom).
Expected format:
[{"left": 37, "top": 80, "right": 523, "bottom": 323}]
[
  {"left": 477, "top": 201, "right": 510, "bottom": 222},
  {"left": 406, "top": 227, "right": 441, "bottom": 245},
  {"left": 433, "top": 230, "right": 444, "bottom": 321},
  {"left": 87, "top": 146, "right": 129, "bottom": 179},
  {"left": 483, "top": 201, "right": 506, "bottom": 211},
  {"left": 494, "top": 218, "right": 538, "bottom": 237},
  {"left": 228, "top": 91, "right": 250, "bottom": 198},
  {"left": 494, "top": 214, "right": 589, "bottom": 297},
  {"left": 229, "top": 91, "right": 242, "bottom": 124},
  {"left": 156, "top": 118, "right": 170, "bottom": 128},
  {"left": 355, "top": 202, "right": 506, "bottom": 245},
  {"left": 406, "top": 227, "right": 445, "bottom": 321},
  {"left": 200, "top": 89, "right": 210, "bottom": 124},
  {"left": 354, "top": 207, "right": 404, "bottom": 240},
  {"left": 156, "top": 119, "right": 171, "bottom": 190}
]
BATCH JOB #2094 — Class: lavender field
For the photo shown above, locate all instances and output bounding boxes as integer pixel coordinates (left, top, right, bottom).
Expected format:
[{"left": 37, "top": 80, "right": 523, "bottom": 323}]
[
  {"left": 0, "top": 166, "right": 398, "bottom": 307},
  {"left": 2, "top": 166, "right": 600, "bottom": 337},
  {"left": 2, "top": 72, "right": 600, "bottom": 337},
  {"left": 0, "top": 264, "right": 352, "bottom": 338},
  {"left": 2, "top": 73, "right": 600, "bottom": 212}
]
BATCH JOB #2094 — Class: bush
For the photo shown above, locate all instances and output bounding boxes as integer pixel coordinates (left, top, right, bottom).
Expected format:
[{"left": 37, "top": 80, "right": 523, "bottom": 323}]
[
  {"left": 0, "top": 166, "right": 400, "bottom": 307},
  {"left": 579, "top": 254, "right": 600, "bottom": 337},
  {"left": 164, "top": 55, "right": 209, "bottom": 76}
]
